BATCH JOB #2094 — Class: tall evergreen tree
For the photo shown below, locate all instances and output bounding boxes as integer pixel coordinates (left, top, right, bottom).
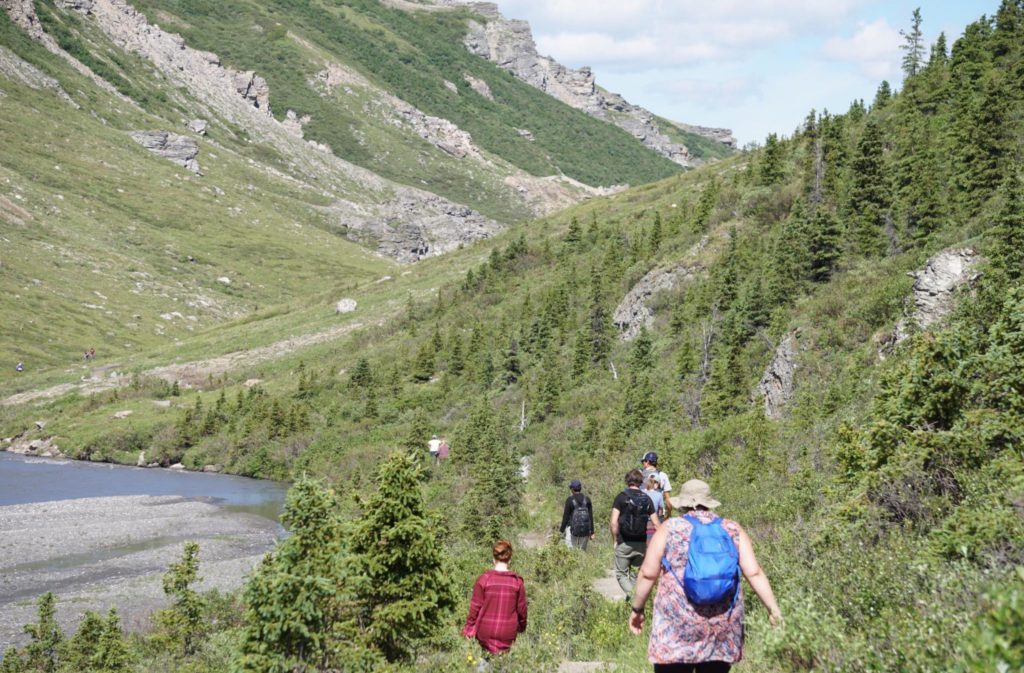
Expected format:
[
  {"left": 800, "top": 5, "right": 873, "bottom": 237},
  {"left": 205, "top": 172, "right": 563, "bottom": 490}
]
[
  {"left": 502, "top": 337, "right": 521, "bottom": 386},
  {"left": 411, "top": 337, "right": 435, "bottom": 383},
  {"left": 989, "top": 171, "right": 1024, "bottom": 284},
  {"left": 693, "top": 178, "right": 720, "bottom": 232},
  {"left": 22, "top": 593, "right": 62, "bottom": 673},
  {"left": 760, "top": 133, "right": 785, "bottom": 185},
  {"left": 348, "top": 453, "right": 456, "bottom": 661},
  {"left": 155, "top": 542, "right": 205, "bottom": 655},
  {"left": 847, "top": 118, "right": 890, "bottom": 256},
  {"left": 900, "top": 8, "right": 926, "bottom": 77}
]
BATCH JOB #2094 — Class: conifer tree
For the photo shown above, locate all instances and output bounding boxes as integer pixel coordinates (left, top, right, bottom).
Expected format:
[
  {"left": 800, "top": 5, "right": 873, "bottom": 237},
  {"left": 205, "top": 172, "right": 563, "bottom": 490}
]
[
  {"left": 900, "top": 8, "right": 926, "bottom": 77},
  {"left": 989, "top": 171, "right": 1024, "bottom": 284},
  {"left": 535, "top": 349, "right": 562, "bottom": 420},
  {"left": 348, "top": 453, "right": 456, "bottom": 661},
  {"left": 455, "top": 400, "right": 521, "bottom": 542},
  {"left": 693, "top": 178, "right": 719, "bottom": 232},
  {"left": 873, "top": 80, "right": 892, "bottom": 109},
  {"left": 808, "top": 208, "right": 842, "bottom": 282},
  {"left": 571, "top": 326, "right": 591, "bottom": 379},
  {"left": 622, "top": 372, "right": 656, "bottom": 434},
  {"left": 589, "top": 268, "right": 611, "bottom": 364},
  {"left": 760, "top": 133, "right": 785, "bottom": 185},
  {"left": 648, "top": 211, "right": 663, "bottom": 256},
  {"left": 349, "top": 357, "right": 373, "bottom": 389},
  {"left": 156, "top": 541, "right": 205, "bottom": 655},
  {"left": 411, "top": 338, "right": 435, "bottom": 383},
  {"left": 95, "top": 610, "right": 131, "bottom": 673},
  {"left": 22, "top": 593, "right": 62, "bottom": 673},
  {"left": 63, "top": 612, "right": 105, "bottom": 673},
  {"left": 237, "top": 479, "right": 363, "bottom": 672},
  {"left": 502, "top": 337, "right": 521, "bottom": 386},
  {"left": 630, "top": 327, "right": 655, "bottom": 372},
  {"left": 447, "top": 331, "right": 465, "bottom": 376},
  {"left": 564, "top": 216, "right": 582, "bottom": 246},
  {"left": 847, "top": 118, "right": 890, "bottom": 256}
]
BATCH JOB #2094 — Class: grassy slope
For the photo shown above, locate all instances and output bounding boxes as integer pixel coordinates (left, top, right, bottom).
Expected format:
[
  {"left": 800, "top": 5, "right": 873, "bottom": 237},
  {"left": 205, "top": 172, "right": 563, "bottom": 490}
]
[
  {"left": 0, "top": 9, "right": 391, "bottom": 386},
  {"left": 128, "top": 0, "right": 684, "bottom": 191}
]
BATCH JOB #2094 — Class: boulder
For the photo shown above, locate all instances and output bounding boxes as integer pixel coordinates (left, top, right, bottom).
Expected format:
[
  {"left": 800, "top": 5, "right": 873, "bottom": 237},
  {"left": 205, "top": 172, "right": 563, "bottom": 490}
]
[
  {"left": 216, "top": 276, "right": 231, "bottom": 285},
  {"left": 757, "top": 330, "right": 800, "bottom": 420},
  {"left": 137, "top": 450, "right": 146, "bottom": 466},
  {"left": 153, "top": 399, "right": 171, "bottom": 408},
  {"left": 168, "top": 463, "right": 185, "bottom": 470},
  {"left": 883, "top": 248, "right": 980, "bottom": 353},
  {"left": 202, "top": 464, "right": 223, "bottom": 473},
  {"left": 34, "top": 420, "right": 46, "bottom": 430},
  {"left": 613, "top": 265, "right": 700, "bottom": 340},
  {"left": 129, "top": 130, "right": 200, "bottom": 173},
  {"left": 112, "top": 410, "right": 133, "bottom": 419},
  {"left": 187, "top": 118, "right": 208, "bottom": 135},
  {"left": 335, "top": 298, "right": 357, "bottom": 314}
]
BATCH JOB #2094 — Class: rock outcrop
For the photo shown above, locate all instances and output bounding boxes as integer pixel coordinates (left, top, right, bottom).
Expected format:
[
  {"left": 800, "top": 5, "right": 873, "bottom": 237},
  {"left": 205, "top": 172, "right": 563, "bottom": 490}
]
[
  {"left": 460, "top": 3, "right": 735, "bottom": 164},
  {"left": 328, "top": 188, "right": 500, "bottom": 263},
  {"left": 757, "top": 330, "right": 800, "bottom": 419},
  {"left": 186, "top": 119, "right": 208, "bottom": 135},
  {"left": 335, "top": 298, "right": 357, "bottom": 314},
  {"left": 884, "top": 248, "right": 980, "bottom": 351},
  {"left": 129, "top": 130, "right": 200, "bottom": 173},
  {"left": 613, "top": 265, "right": 700, "bottom": 340},
  {"left": 0, "top": 45, "right": 77, "bottom": 107}
]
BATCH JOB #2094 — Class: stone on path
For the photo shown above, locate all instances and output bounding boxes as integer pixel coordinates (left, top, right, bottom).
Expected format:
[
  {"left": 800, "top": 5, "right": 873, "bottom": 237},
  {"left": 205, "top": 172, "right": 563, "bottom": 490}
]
[
  {"left": 519, "top": 531, "right": 548, "bottom": 549},
  {"left": 592, "top": 568, "right": 625, "bottom": 601},
  {"left": 558, "top": 663, "right": 609, "bottom": 673}
]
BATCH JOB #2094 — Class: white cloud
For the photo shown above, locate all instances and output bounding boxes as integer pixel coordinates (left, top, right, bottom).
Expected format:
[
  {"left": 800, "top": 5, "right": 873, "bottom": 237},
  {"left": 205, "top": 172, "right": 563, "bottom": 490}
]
[
  {"left": 821, "top": 19, "right": 902, "bottom": 79},
  {"left": 536, "top": 32, "right": 722, "bottom": 67}
]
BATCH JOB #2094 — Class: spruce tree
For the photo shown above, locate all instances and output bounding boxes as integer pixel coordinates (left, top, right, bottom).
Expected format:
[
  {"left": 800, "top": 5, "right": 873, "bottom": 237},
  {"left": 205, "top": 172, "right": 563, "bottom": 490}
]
[
  {"left": 589, "top": 268, "right": 611, "bottom": 364},
  {"left": 155, "top": 541, "right": 205, "bottom": 655},
  {"left": 630, "top": 327, "right": 655, "bottom": 372},
  {"left": 693, "top": 178, "right": 719, "bottom": 232},
  {"left": 648, "top": 211, "right": 663, "bottom": 256},
  {"left": 455, "top": 399, "right": 521, "bottom": 543},
  {"left": 447, "top": 331, "right": 465, "bottom": 376},
  {"left": 411, "top": 338, "right": 435, "bottom": 383},
  {"left": 571, "top": 325, "right": 591, "bottom": 379},
  {"left": 502, "top": 337, "right": 521, "bottom": 386},
  {"left": 989, "top": 171, "right": 1024, "bottom": 284},
  {"left": 900, "top": 8, "right": 926, "bottom": 77},
  {"left": 847, "top": 118, "right": 890, "bottom": 256},
  {"left": 237, "top": 479, "right": 364, "bottom": 672},
  {"left": 95, "top": 610, "right": 131, "bottom": 673},
  {"left": 347, "top": 453, "right": 456, "bottom": 661},
  {"left": 808, "top": 208, "right": 842, "bottom": 282},
  {"left": 22, "top": 593, "right": 62, "bottom": 673},
  {"left": 535, "top": 349, "right": 562, "bottom": 420},
  {"left": 760, "top": 133, "right": 785, "bottom": 185},
  {"left": 564, "top": 216, "right": 582, "bottom": 246}
]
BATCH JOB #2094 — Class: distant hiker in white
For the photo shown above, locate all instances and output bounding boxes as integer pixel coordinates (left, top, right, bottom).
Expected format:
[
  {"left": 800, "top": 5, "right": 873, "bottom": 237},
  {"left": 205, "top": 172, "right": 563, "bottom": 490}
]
[{"left": 428, "top": 434, "right": 441, "bottom": 464}]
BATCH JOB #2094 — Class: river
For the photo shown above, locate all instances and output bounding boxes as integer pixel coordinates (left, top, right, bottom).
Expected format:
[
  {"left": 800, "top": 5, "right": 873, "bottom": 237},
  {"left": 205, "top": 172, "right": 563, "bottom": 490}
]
[{"left": 0, "top": 453, "right": 290, "bottom": 646}]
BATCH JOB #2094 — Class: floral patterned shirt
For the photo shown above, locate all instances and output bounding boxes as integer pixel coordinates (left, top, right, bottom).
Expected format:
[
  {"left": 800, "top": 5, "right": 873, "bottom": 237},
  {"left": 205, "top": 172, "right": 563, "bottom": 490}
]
[{"left": 648, "top": 510, "right": 745, "bottom": 664}]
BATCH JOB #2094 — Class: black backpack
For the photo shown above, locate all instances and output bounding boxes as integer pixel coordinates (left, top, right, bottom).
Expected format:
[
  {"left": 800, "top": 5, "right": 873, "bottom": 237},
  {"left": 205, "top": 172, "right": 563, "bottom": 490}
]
[
  {"left": 569, "top": 495, "right": 591, "bottom": 536},
  {"left": 618, "top": 490, "right": 650, "bottom": 540}
]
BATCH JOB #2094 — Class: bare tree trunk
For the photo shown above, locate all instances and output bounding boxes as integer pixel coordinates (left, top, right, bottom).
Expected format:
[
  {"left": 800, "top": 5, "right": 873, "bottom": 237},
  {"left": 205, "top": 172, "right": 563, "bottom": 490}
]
[
  {"left": 609, "top": 360, "right": 618, "bottom": 381},
  {"left": 519, "top": 399, "right": 526, "bottom": 432},
  {"left": 810, "top": 137, "right": 824, "bottom": 212},
  {"left": 699, "top": 318, "right": 715, "bottom": 383}
]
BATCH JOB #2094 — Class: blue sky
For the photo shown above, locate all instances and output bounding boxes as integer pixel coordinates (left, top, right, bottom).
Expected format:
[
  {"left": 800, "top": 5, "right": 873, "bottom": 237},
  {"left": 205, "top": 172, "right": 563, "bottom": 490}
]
[{"left": 492, "top": 0, "right": 997, "bottom": 146}]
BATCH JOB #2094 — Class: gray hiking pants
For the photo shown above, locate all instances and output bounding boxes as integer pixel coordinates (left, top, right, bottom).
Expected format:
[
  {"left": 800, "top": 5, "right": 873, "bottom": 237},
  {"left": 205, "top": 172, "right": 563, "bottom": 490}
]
[
  {"left": 570, "top": 534, "right": 590, "bottom": 551},
  {"left": 614, "top": 540, "right": 647, "bottom": 595}
]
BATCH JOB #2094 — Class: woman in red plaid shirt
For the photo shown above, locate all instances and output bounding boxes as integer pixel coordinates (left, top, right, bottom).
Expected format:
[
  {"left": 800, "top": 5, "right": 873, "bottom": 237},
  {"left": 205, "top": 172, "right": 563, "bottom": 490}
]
[{"left": 462, "top": 540, "right": 528, "bottom": 655}]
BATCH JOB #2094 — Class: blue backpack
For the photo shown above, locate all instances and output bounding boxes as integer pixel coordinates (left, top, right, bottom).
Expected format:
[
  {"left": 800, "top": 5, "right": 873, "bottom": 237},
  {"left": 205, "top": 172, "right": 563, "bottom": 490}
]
[{"left": 662, "top": 515, "right": 740, "bottom": 606}]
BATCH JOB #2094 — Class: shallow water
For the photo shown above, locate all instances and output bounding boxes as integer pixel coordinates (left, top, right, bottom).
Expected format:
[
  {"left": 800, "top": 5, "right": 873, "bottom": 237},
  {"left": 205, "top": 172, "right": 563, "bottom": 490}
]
[{"left": 0, "top": 452, "right": 289, "bottom": 520}]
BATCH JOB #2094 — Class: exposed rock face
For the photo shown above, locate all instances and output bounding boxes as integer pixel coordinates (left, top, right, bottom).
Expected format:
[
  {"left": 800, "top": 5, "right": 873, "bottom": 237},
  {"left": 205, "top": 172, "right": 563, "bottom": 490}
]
[
  {"left": 56, "top": 0, "right": 94, "bottom": 10},
  {"left": 461, "top": 4, "right": 735, "bottom": 164},
  {"left": 463, "top": 73, "right": 494, "bottom": 100},
  {"left": 232, "top": 70, "right": 271, "bottom": 115},
  {"left": 130, "top": 130, "right": 200, "bottom": 173},
  {"left": 281, "top": 109, "right": 310, "bottom": 138},
  {"left": 0, "top": 45, "right": 78, "bottom": 107},
  {"left": 613, "top": 265, "right": 699, "bottom": 340},
  {"left": 328, "top": 189, "right": 500, "bottom": 263},
  {"left": 187, "top": 119, "right": 208, "bottom": 135},
  {"left": 757, "top": 330, "right": 800, "bottom": 420},
  {"left": 7, "top": 436, "right": 61, "bottom": 457},
  {"left": 886, "top": 248, "right": 980, "bottom": 350}
]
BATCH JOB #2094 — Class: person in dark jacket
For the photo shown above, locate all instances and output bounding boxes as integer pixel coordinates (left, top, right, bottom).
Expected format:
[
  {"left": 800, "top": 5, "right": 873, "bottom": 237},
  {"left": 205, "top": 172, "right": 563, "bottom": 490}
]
[
  {"left": 559, "top": 479, "right": 594, "bottom": 550},
  {"left": 463, "top": 540, "right": 528, "bottom": 656}
]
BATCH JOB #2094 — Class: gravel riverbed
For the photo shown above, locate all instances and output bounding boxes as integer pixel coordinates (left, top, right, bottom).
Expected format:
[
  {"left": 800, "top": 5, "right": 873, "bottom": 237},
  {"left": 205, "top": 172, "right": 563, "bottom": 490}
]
[{"left": 0, "top": 495, "right": 282, "bottom": 647}]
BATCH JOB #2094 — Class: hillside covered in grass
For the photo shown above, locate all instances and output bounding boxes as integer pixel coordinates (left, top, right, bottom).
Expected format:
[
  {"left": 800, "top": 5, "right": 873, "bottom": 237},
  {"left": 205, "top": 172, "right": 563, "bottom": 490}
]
[{"left": 2, "top": 1, "right": 1024, "bottom": 673}]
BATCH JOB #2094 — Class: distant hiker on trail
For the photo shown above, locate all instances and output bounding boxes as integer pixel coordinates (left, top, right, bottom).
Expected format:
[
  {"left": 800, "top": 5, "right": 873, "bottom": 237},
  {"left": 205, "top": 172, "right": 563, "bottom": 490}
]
[
  {"left": 89, "top": 347, "right": 95, "bottom": 360},
  {"left": 15, "top": 362, "right": 24, "bottom": 372},
  {"left": 84, "top": 349, "right": 90, "bottom": 362},
  {"left": 643, "top": 476, "right": 665, "bottom": 542},
  {"left": 438, "top": 436, "right": 450, "bottom": 461},
  {"left": 611, "top": 469, "right": 660, "bottom": 600},
  {"left": 428, "top": 434, "right": 441, "bottom": 464},
  {"left": 559, "top": 479, "right": 594, "bottom": 551},
  {"left": 463, "top": 540, "right": 528, "bottom": 660},
  {"left": 641, "top": 452, "right": 673, "bottom": 518},
  {"left": 628, "top": 480, "right": 782, "bottom": 673}
]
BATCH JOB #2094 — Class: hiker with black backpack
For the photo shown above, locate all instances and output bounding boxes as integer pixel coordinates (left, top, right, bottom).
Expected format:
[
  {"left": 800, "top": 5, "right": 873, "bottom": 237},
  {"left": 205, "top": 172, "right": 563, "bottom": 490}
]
[
  {"left": 610, "top": 469, "right": 661, "bottom": 599},
  {"left": 559, "top": 479, "right": 594, "bottom": 551},
  {"left": 627, "top": 480, "right": 781, "bottom": 672}
]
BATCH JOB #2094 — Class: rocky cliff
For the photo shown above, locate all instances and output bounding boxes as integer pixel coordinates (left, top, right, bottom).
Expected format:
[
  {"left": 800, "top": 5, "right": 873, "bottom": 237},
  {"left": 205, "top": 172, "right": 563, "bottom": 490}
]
[{"left": 457, "top": 2, "right": 735, "bottom": 165}]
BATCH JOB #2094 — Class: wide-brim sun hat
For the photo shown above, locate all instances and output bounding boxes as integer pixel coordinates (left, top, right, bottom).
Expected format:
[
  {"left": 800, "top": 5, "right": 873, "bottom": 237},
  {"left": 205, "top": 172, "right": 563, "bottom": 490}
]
[{"left": 669, "top": 479, "right": 721, "bottom": 510}]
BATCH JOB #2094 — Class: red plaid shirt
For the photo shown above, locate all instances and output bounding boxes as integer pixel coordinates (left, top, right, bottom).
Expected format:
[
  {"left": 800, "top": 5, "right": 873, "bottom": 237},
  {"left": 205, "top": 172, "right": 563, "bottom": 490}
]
[{"left": 462, "top": 569, "right": 528, "bottom": 653}]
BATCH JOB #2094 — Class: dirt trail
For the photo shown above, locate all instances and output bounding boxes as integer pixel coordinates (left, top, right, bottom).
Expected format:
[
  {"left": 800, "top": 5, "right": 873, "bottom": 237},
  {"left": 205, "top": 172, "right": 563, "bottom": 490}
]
[{"left": 2, "top": 320, "right": 374, "bottom": 407}]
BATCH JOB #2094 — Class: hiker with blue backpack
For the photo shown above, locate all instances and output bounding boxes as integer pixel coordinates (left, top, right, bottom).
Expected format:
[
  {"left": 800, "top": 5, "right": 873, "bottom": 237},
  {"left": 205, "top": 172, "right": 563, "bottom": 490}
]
[{"left": 627, "top": 480, "right": 781, "bottom": 672}]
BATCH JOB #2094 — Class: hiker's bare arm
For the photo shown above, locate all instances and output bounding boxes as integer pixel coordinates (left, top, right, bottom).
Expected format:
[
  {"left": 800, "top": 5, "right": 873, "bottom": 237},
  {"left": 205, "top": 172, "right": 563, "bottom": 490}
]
[
  {"left": 650, "top": 511, "right": 662, "bottom": 528},
  {"left": 663, "top": 493, "right": 672, "bottom": 517},
  {"left": 609, "top": 508, "right": 620, "bottom": 544},
  {"left": 737, "top": 525, "right": 782, "bottom": 625},
  {"left": 629, "top": 524, "right": 668, "bottom": 634}
]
